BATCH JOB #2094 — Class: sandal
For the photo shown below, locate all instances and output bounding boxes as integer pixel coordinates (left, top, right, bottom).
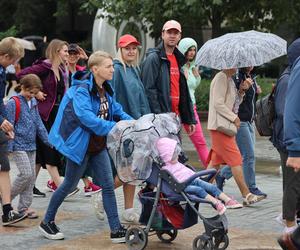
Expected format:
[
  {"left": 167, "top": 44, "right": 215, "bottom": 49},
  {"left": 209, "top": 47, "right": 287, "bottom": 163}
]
[{"left": 243, "top": 193, "right": 264, "bottom": 206}]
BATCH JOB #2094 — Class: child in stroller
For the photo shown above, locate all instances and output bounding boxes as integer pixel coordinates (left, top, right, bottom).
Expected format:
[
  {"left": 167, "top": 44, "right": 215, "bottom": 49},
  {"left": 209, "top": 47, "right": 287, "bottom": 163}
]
[{"left": 156, "top": 137, "right": 243, "bottom": 214}]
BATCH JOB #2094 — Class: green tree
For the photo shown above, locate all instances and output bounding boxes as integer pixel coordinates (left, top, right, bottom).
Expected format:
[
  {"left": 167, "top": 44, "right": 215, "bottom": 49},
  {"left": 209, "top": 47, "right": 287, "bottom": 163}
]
[{"left": 81, "top": 0, "right": 290, "bottom": 40}]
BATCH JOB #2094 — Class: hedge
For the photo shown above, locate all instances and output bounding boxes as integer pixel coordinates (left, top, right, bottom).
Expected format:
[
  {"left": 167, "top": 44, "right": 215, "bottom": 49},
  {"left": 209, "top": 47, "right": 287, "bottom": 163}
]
[{"left": 195, "top": 77, "right": 276, "bottom": 111}]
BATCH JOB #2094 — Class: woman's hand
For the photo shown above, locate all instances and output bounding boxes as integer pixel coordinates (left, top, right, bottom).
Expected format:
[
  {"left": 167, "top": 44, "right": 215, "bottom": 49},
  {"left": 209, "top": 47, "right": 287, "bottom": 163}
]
[
  {"left": 192, "top": 67, "right": 200, "bottom": 78},
  {"left": 240, "top": 78, "right": 253, "bottom": 91},
  {"left": 36, "top": 91, "right": 47, "bottom": 101},
  {"left": 187, "top": 124, "right": 196, "bottom": 135},
  {"left": 233, "top": 117, "right": 240, "bottom": 129},
  {"left": 78, "top": 46, "right": 88, "bottom": 60},
  {"left": 256, "top": 85, "right": 262, "bottom": 94}
]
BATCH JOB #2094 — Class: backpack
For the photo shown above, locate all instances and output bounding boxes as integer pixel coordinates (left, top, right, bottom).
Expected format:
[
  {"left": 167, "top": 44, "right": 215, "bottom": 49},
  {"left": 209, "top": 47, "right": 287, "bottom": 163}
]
[
  {"left": 10, "top": 96, "right": 21, "bottom": 124},
  {"left": 255, "top": 87, "right": 275, "bottom": 136}
]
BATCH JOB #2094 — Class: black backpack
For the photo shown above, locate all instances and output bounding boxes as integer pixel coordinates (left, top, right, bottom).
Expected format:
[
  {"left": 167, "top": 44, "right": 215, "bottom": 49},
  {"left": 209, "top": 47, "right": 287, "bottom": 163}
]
[{"left": 255, "top": 87, "right": 276, "bottom": 136}]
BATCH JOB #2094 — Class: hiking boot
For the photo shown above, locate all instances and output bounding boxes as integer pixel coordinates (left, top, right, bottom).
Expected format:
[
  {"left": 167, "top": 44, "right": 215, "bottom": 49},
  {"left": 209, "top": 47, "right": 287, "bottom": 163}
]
[
  {"left": 2, "top": 210, "right": 27, "bottom": 226},
  {"left": 33, "top": 186, "right": 46, "bottom": 197},
  {"left": 249, "top": 187, "right": 267, "bottom": 198},
  {"left": 110, "top": 226, "right": 127, "bottom": 243},
  {"left": 215, "top": 201, "right": 226, "bottom": 215},
  {"left": 47, "top": 180, "right": 57, "bottom": 192},
  {"left": 39, "top": 221, "right": 64, "bottom": 240},
  {"left": 84, "top": 182, "right": 102, "bottom": 197},
  {"left": 225, "top": 199, "right": 243, "bottom": 209}
]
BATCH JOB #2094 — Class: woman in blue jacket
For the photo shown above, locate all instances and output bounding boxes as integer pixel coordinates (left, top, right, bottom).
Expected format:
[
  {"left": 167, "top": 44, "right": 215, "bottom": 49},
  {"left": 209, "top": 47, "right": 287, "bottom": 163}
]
[
  {"left": 39, "top": 51, "right": 132, "bottom": 243},
  {"left": 106, "top": 34, "right": 150, "bottom": 223}
]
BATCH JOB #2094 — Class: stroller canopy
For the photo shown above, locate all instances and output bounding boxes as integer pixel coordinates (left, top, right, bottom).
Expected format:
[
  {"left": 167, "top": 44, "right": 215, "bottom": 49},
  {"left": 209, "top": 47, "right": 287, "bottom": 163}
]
[{"left": 107, "top": 113, "right": 181, "bottom": 184}]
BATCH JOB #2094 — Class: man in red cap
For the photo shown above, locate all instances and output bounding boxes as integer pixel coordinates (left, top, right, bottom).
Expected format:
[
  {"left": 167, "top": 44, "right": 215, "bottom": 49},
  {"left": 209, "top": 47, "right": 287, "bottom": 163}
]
[{"left": 141, "top": 20, "right": 196, "bottom": 134}]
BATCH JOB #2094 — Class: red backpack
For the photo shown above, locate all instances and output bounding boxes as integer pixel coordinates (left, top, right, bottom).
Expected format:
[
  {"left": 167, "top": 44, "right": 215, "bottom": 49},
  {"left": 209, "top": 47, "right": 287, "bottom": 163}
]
[{"left": 10, "top": 96, "right": 21, "bottom": 124}]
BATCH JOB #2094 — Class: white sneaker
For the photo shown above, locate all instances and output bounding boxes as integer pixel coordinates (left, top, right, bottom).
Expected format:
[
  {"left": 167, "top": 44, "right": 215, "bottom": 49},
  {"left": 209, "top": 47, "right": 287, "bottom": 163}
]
[
  {"left": 91, "top": 191, "right": 105, "bottom": 221},
  {"left": 275, "top": 213, "right": 286, "bottom": 227},
  {"left": 283, "top": 225, "right": 298, "bottom": 234},
  {"left": 122, "top": 208, "right": 139, "bottom": 224}
]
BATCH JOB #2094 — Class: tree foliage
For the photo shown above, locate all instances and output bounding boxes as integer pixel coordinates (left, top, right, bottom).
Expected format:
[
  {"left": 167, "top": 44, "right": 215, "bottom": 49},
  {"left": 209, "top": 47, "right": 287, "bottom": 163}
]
[{"left": 81, "top": 0, "right": 300, "bottom": 41}]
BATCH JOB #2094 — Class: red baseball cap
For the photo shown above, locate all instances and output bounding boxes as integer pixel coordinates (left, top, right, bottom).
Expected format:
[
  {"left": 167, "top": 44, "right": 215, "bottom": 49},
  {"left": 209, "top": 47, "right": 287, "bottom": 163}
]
[{"left": 118, "top": 34, "right": 141, "bottom": 48}]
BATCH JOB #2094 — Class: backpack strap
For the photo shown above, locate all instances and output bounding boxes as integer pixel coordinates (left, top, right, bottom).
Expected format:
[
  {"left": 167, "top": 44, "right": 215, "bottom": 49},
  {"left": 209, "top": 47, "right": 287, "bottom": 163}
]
[{"left": 11, "top": 96, "right": 21, "bottom": 123}]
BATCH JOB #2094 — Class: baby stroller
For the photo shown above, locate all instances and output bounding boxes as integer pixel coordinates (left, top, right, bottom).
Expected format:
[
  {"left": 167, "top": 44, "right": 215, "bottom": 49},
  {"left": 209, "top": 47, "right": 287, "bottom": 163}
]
[{"left": 107, "top": 113, "right": 229, "bottom": 250}]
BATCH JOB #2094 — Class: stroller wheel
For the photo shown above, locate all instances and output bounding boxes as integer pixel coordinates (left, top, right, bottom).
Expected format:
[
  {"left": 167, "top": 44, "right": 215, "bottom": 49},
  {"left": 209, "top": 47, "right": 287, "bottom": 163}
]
[
  {"left": 156, "top": 229, "right": 178, "bottom": 243},
  {"left": 213, "top": 234, "right": 229, "bottom": 250},
  {"left": 125, "top": 226, "right": 148, "bottom": 250},
  {"left": 192, "top": 235, "right": 213, "bottom": 250}
]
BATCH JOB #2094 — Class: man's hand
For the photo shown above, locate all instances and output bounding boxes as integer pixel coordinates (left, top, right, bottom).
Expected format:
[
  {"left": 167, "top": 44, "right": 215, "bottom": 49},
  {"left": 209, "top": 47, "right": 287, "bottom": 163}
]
[
  {"left": 287, "top": 157, "right": 300, "bottom": 172},
  {"left": 187, "top": 124, "right": 196, "bottom": 136},
  {"left": 36, "top": 91, "right": 47, "bottom": 101},
  {"left": 234, "top": 117, "right": 240, "bottom": 129},
  {"left": 0, "top": 119, "right": 13, "bottom": 133}
]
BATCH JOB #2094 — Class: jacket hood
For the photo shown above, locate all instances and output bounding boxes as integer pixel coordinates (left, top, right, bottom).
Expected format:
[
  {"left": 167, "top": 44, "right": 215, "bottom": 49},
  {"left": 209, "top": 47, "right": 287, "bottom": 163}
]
[
  {"left": 287, "top": 38, "right": 300, "bottom": 67},
  {"left": 156, "top": 137, "right": 177, "bottom": 163},
  {"left": 72, "top": 70, "right": 114, "bottom": 96},
  {"left": 178, "top": 38, "right": 198, "bottom": 57},
  {"left": 32, "top": 58, "right": 52, "bottom": 70}
]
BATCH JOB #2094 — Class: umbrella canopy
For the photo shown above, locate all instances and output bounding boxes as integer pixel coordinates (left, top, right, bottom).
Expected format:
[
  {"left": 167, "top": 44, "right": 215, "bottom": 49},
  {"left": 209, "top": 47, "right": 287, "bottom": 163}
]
[
  {"left": 15, "top": 38, "right": 36, "bottom": 50},
  {"left": 196, "top": 30, "right": 287, "bottom": 70}
]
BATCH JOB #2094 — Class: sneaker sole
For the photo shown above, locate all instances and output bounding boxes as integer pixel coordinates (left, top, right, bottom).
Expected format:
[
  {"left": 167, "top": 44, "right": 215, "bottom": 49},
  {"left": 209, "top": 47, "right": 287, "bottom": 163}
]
[
  {"left": 111, "top": 236, "right": 126, "bottom": 244},
  {"left": 2, "top": 214, "right": 27, "bottom": 226},
  {"left": 39, "top": 226, "right": 65, "bottom": 240},
  {"left": 84, "top": 189, "right": 102, "bottom": 197},
  {"left": 226, "top": 204, "right": 243, "bottom": 209},
  {"left": 33, "top": 194, "right": 46, "bottom": 198},
  {"left": 65, "top": 188, "right": 80, "bottom": 199}
]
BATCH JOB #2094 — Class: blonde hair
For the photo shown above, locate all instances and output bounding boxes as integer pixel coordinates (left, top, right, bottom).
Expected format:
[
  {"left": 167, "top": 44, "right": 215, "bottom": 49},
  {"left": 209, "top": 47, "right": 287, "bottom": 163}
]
[
  {"left": 116, "top": 47, "right": 139, "bottom": 70},
  {"left": 45, "top": 39, "right": 68, "bottom": 63},
  {"left": 88, "top": 50, "right": 113, "bottom": 69},
  {"left": 20, "top": 74, "right": 42, "bottom": 90},
  {"left": 0, "top": 37, "right": 25, "bottom": 58}
]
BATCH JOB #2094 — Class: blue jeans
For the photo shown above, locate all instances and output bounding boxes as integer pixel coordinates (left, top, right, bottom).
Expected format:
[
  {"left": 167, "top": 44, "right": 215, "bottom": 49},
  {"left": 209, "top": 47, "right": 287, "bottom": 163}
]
[
  {"left": 44, "top": 149, "right": 121, "bottom": 232},
  {"left": 220, "top": 121, "right": 256, "bottom": 189},
  {"left": 184, "top": 178, "right": 221, "bottom": 198}
]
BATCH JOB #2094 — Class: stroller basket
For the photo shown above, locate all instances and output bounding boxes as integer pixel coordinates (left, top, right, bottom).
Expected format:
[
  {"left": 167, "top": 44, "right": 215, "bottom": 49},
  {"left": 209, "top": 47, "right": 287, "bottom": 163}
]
[{"left": 138, "top": 191, "right": 198, "bottom": 230}]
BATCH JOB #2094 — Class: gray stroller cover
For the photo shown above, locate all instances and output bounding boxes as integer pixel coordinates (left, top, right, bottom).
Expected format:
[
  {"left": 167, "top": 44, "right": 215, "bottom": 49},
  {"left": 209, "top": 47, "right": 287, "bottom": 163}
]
[{"left": 107, "top": 113, "right": 181, "bottom": 185}]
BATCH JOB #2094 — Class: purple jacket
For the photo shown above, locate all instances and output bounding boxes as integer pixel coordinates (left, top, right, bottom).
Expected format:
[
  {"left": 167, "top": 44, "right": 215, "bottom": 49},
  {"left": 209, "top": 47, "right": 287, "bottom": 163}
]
[{"left": 17, "top": 59, "right": 68, "bottom": 121}]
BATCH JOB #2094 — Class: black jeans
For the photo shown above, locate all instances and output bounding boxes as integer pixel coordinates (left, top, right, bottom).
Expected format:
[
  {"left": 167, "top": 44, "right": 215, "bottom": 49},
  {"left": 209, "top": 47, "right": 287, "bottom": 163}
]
[{"left": 279, "top": 150, "right": 300, "bottom": 221}]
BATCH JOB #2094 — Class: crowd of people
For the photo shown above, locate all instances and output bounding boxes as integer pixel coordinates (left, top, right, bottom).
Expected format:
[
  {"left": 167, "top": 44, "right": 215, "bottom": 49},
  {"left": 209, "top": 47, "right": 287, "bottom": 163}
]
[{"left": 0, "top": 19, "right": 299, "bottom": 249}]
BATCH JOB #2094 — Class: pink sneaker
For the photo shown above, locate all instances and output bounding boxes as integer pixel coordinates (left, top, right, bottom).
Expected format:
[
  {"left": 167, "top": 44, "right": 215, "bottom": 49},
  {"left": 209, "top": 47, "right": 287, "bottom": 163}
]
[
  {"left": 47, "top": 180, "right": 57, "bottom": 192},
  {"left": 84, "top": 182, "right": 102, "bottom": 197},
  {"left": 215, "top": 201, "right": 226, "bottom": 215},
  {"left": 225, "top": 199, "right": 243, "bottom": 209}
]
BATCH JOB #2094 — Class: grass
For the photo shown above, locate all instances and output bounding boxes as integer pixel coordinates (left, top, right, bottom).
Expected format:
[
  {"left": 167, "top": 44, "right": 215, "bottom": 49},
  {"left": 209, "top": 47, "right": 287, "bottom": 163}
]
[{"left": 195, "top": 77, "right": 276, "bottom": 111}]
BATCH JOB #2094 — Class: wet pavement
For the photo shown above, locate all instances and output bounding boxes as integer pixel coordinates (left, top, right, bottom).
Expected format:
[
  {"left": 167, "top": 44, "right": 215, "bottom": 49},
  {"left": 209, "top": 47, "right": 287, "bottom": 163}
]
[{"left": 1, "top": 122, "right": 285, "bottom": 250}]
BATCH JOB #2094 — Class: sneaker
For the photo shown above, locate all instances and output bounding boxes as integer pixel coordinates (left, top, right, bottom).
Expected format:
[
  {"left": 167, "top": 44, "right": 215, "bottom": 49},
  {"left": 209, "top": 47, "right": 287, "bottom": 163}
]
[
  {"left": 39, "top": 221, "right": 64, "bottom": 240},
  {"left": 110, "top": 226, "right": 127, "bottom": 243},
  {"left": 122, "top": 208, "right": 140, "bottom": 224},
  {"left": 249, "top": 187, "right": 267, "bottom": 198},
  {"left": 283, "top": 225, "right": 298, "bottom": 234},
  {"left": 91, "top": 192, "right": 105, "bottom": 221},
  {"left": 2, "top": 210, "right": 27, "bottom": 226},
  {"left": 243, "top": 193, "right": 264, "bottom": 206},
  {"left": 215, "top": 173, "right": 225, "bottom": 191},
  {"left": 33, "top": 186, "right": 46, "bottom": 198},
  {"left": 47, "top": 180, "right": 57, "bottom": 192},
  {"left": 225, "top": 199, "right": 243, "bottom": 209},
  {"left": 215, "top": 201, "right": 226, "bottom": 215},
  {"left": 84, "top": 182, "right": 102, "bottom": 197},
  {"left": 66, "top": 187, "right": 80, "bottom": 198},
  {"left": 275, "top": 213, "right": 286, "bottom": 227}
]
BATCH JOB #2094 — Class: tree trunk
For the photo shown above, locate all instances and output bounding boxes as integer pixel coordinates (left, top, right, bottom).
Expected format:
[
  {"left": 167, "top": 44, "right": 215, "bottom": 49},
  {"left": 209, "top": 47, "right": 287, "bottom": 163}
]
[{"left": 211, "top": 8, "right": 223, "bottom": 38}]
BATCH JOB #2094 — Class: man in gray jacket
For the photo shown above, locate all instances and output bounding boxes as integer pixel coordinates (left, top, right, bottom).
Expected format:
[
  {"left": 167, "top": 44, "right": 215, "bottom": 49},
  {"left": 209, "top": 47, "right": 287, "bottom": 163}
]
[{"left": 141, "top": 20, "right": 195, "bottom": 134}]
